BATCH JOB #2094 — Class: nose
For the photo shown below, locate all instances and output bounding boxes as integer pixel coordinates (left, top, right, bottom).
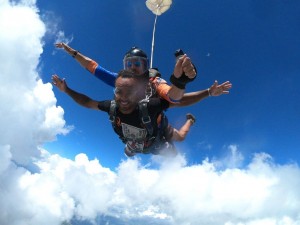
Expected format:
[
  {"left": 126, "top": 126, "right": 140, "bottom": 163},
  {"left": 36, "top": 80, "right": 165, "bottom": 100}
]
[
  {"left": 120, "top": 94, "right": 129, "bottom": 99},
  {"left": 118, "top": 91, "right": 132, "bottom": 100},
  {"left": 128, "top": 63, "right": 137, "bottom": 69},
  {"left": 127, "top": 66, "right": 139, "bottom": 75}
]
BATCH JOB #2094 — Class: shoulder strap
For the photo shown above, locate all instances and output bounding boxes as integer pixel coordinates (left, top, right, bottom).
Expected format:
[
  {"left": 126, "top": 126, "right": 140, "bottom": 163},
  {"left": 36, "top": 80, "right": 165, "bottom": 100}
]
[
  {"left": 145, "top": 82, "right": 153, "bottom": 99},
  {"left": 109, "top": 100, "right": 117, "bottom": 128},
  {"left": 138, "top": 99, "right": 153, "bottom": 138},
  {"left": 109, "top": 100, "right": 128, "bottom": 143}
]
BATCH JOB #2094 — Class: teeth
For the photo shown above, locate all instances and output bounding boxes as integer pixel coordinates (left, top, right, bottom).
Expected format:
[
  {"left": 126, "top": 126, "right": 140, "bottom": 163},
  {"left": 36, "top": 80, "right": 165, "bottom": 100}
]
[{"left": 121, "top": 101, "right": 129, "bottom": 106}]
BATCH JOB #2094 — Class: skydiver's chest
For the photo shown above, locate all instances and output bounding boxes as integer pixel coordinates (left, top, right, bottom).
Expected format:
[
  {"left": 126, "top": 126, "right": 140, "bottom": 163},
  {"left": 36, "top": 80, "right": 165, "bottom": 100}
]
[
  {"left": 114, "top": 110, "right": 147, "bottom": 138},
  {"left": 115, "top": 110, "right": 143, "bottom": 128}
]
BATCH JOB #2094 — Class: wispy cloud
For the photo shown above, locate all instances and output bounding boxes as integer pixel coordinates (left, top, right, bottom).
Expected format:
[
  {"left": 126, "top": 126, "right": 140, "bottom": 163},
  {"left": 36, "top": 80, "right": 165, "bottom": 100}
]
[
  {"left": 213, "top": 144, "right": 245, "bottom": 169},
  {"left": 52, "top": 31, "right": 73, "bottom": 55},
  {"left": 54, "top": 31, "right": 73, "bottom": 47}
]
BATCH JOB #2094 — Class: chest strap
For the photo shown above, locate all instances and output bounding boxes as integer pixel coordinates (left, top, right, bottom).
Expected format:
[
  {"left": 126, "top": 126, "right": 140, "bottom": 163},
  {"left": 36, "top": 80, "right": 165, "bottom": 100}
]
[
  {"left": 138, "top": 99, "right": 153, "bottom": 138},
  {"left": 109, "top": 99, "right": 156, "bottom": 145}
]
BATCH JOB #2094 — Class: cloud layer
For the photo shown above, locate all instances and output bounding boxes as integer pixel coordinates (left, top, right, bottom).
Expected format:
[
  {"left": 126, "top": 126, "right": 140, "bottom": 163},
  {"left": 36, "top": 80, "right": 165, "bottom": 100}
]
[
  {"left": 0, "top": 0, "right": 68, "bottom": 166},
  {"left": 1, "top": 0, "right": 300, "bottom": 225}
]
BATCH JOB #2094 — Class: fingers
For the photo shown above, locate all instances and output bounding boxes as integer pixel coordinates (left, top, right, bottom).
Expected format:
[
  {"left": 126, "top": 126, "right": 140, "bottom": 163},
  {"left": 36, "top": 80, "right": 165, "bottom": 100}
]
[
  {"left": 51, "top": 75, "right": 59, "bottom": 86},
  {"left": 219, "top": 81, "right": 232, "bottom": 91},
  {"left": 51, "top": 74, "right": 60, "bottom": 81},
  {"left": 220, "top": 81, "right": 231, "bottom": 86},
  {"left": 209, "top": 80, "right": 232, "bottom": 96},
  {"left": 182, "top": 56, "right": 196, "bottom": 78},
  {"left": 210, "top": 80, "right": 218, "bottom": 89},
  {"left": 51, "top": 74, "right": 62, "bottom": 86},
  {"left": 174, "top": 54, "right": 196, "bottom": 78},
  {"left": 54, "top": 42, "right": 64, "bottom": 48},
  {"left": 217, "top": 84, "right": 231, "bottom": 94},
  {"left": 51, "top": 74, "right": 57, "bottom": 81},
  {"left": 173, "top": 55, "right": 185, "bottom": 77}
]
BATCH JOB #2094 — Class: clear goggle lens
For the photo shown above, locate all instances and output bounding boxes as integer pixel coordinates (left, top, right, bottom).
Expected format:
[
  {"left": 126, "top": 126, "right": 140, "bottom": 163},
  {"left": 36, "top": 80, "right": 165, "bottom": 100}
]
[
  {"left": 127, "top": 61, "right": 141, "bottom": 68},
  {"left": 123, "top": 56, "right": 148, "bottom": 71},
  {"left": 113, "top": 87, "right": 137, "bottom": 98}
]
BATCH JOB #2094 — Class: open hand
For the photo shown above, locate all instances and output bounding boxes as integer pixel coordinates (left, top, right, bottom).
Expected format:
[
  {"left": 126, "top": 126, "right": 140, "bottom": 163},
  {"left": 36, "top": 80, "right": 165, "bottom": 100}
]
[
  {"left": 209, "top": 80, "right": 232, "bottom": 96},
  {"left": 51, "top": 74, "right": 68, "bottom": 92},
  {"left": 55, "top": 42, "right": 65, "bottom": 49}
]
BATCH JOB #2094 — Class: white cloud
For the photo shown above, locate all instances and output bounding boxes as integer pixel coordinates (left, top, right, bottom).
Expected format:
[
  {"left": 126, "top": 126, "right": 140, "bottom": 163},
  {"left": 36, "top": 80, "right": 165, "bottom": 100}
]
[
  {"left": 213, "top": 144, "right": 245, "bottom": 169},
  {"left": 0, "top": 145, "right": 12, "bottom": 173},
  {"left": 1, "top": 0, "right": 300, "bottom": 225},
  {"left": 0, "top": 0, "right": 70, "bottom": 165},
  {"left": 2, "top": 149, "right": 300, "bottom": 225}
]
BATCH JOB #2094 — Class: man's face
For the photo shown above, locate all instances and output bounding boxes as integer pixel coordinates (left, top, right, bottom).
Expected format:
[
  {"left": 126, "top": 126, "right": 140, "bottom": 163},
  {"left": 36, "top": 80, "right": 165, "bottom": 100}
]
[
  {"left": 114, "top": 77, "right": 145, "bottom": 114},
  {"left": 123, "top": 56, "right": 147, "bottom": 75}
]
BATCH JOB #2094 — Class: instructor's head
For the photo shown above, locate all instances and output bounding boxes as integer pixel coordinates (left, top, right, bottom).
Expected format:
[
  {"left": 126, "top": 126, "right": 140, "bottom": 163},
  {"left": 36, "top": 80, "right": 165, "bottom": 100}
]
[
  {"left": 114, "top": 70, "right": 148, "bottom": 114},
  {"left": 123, "top": 47, "right": 149, "bottom": 75}
]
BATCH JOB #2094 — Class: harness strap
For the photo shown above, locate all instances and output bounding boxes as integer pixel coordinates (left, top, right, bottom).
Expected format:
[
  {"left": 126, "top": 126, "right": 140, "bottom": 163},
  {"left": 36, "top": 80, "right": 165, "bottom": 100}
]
[
  {"left": 145, "top": 82, "right": 153, "bottom": 100},
  {"left": 109, "top": 100, "right": 117, "bottom": 128},
  {"left": 109, "top": 100, "right": 152, "bottom": 144},
  {"left": 110, "top": 99, "right": 172, "bottom": 155},
  {"left": 109, "top": 100, "right": 127, "bottom": 143},
  {"left": 138, "top": 99, "right": 153, "bottom": 138}
]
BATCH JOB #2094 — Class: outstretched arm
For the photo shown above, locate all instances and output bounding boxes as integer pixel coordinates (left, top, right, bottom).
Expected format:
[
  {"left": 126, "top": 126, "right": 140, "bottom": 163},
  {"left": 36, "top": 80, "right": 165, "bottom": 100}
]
[
  {"left": 51, "top": 74, "right": 100, "bottom": 110},
  {"left": 55, "top": 43, "right": 117, "bottom": 87},
  {"left": 170, "top": 80, "right": 232, "bottom": 107},
  {"left": 55, "top": 43, "right": 92, "bottom": 68}
]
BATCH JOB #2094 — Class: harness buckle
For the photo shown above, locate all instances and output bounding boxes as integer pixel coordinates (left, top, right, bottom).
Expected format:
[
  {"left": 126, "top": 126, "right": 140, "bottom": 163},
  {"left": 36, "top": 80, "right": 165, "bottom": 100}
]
[{"left": 142, "top": 116, "right": 151, "bottom": 124}]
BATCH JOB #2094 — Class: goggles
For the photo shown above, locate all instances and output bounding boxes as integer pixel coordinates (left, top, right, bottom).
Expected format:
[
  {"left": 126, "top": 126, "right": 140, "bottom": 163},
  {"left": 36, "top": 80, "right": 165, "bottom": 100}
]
[
  {"left": 113, "top": 87, "right": 137, "bottom": 98},
  {"left": 123, "top": 56, "right": 148, "bottom": 73},
  {"left": 126, "top": 60, "right": 141, "bottom": 68}
]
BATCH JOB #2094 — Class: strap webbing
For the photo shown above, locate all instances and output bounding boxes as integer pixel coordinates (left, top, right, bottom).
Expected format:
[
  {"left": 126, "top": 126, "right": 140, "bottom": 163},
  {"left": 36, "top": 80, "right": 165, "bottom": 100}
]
[
  {"left": 138, "top": 100, "right": 153, "bottom": 138},
  {"left": 109, "top": 100, "right": 117, "bottom": 128}
]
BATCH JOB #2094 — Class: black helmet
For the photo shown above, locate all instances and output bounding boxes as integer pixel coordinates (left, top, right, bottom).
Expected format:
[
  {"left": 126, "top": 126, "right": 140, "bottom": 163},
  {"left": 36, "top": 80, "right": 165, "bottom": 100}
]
[
  {"left": 123, "top": 47, "right": 148, "bottom": 60},
  {"left": 123, "top": 47, "right": 149, "bottom": 74}
]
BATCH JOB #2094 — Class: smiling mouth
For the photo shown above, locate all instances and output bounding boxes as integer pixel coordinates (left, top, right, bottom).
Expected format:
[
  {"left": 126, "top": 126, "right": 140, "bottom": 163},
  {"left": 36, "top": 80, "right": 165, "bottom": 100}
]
[{"left": 120, "top": 100, "right": 129, "bottom": 106}]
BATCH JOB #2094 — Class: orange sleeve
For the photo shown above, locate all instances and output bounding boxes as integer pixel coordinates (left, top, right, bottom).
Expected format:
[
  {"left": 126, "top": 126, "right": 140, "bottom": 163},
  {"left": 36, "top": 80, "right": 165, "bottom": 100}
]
[
  {"left": 86, "top": 60, "right": 98, "bottom": 74},
  {"left": 151, "top": 77, "right": 175, "bottom": 103}
]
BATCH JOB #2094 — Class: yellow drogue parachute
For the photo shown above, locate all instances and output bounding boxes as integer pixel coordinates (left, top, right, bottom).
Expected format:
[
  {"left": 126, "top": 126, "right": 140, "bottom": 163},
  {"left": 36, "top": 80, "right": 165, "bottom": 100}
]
[{"left": 145, "top": 0, "right": 172, "bottom": 67}]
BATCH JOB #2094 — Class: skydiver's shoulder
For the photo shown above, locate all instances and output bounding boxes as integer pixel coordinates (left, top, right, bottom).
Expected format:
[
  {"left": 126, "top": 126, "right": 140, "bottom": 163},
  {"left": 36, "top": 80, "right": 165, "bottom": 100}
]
[
  {"left": 149, "top": 76, "right": 168, "bottom": 85},
  {"left": 148, "top": 97, "right": 169, "bottom": 109},
  {"left": 97, "top": 100, "right": 112, "bottom": 112}
]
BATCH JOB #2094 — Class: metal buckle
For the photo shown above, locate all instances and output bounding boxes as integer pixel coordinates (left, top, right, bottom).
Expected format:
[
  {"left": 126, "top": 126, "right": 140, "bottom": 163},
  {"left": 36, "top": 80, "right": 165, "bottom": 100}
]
[{"left": 142, "top": 116, "right": 151, "bottom": 124}]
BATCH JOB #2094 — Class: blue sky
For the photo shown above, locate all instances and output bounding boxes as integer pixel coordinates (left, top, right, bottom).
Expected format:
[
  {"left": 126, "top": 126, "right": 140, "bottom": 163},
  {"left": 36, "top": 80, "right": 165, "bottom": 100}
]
[
  {"left": 1, "top": 0, "right": 300, "bottom": 224},
  {"left": 42, "top": 0, "right": 300, "bottom": 167}
]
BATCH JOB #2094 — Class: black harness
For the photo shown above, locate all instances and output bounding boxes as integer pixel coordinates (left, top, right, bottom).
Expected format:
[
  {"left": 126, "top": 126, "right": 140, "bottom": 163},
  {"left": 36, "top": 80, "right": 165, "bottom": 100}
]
[
  {"left": 109, "top": 69, "right": 176, "bottom": 155},
  {"left": 109, "top": 99, "right": 170, "bottom": 155}
]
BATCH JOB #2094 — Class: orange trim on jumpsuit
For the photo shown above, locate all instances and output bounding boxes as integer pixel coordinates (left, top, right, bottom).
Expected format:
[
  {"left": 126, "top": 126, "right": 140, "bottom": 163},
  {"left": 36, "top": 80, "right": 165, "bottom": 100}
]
[
  {"left": 86, "top": 60, "right": 98, "bottom": 74},
  {"left": 150, "top": 77, "right": 177, "bottom": 103}
]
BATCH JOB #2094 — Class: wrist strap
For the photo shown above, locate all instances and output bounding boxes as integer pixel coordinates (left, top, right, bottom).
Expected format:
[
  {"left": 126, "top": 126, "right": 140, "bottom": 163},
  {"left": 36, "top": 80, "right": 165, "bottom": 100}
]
[
  {"left": 72, "top": 50, "right": 79, "bottom": 58},
  {"left": 207, "top": 88, "right": 211, "bottom": 96},
  {"left": 170, "top": 74, "right": 186, "bottom": 89}
]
